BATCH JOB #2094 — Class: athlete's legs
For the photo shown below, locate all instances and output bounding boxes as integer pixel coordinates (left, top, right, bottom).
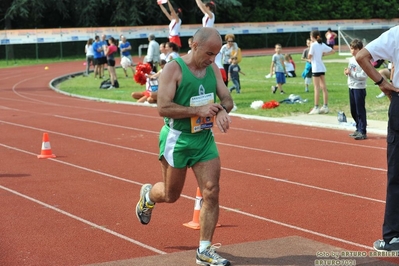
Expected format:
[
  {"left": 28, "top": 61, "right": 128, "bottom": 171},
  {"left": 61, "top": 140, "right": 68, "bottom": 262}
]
[
  {"left": 313, "top": 76, "right": 321, "bottom": 106},
  {"left": 192, "top": 157, "right": 221, "bottom": 242},
  {"left": 149, "top": 157, "right": 187, "bottom": 203},
  {"left": 319, "top": 75, "right": 328, "bottom": 105}
]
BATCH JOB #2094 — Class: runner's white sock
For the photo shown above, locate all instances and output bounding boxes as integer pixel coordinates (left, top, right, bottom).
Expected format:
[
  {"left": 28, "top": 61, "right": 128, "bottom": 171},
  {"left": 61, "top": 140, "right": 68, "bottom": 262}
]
[
  {"left": 145, "top": 192, "right": 154, "bottom": 205},
  {"left": 199, "top": 241, "right": 211, "bottom": 252}
]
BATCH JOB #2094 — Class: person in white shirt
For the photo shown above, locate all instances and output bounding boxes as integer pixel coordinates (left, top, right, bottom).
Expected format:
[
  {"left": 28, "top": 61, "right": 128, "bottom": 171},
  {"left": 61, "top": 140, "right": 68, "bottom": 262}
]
[
  {"left": 159, "top": 1, "right": 182, "bottom": 47},
  {"left": 356, "top": 24, "right": 399, "bottom": 253},
  {"left": 159, "top": 43, "right": 167, "bottom": 61},
  {"left": 343, "top": 39, "right": 368, "bottom": 140},
  {"left": 164, "top": 42, "right": 180, "bottom": 62},
  {"left": 308, "top": 29, "right": 335, "bottom": 115},
  {"left": 195, "top": 0, "right": 216, "bottom": 27},
  {"left": 146, "top": 34, "right": 160, "bottom": 73},
  {"left": 284, "top": 54, "right": 296, "bottom": 77},
  {"left": 84, "top": 38, "right": 94, "bottom": 76}
]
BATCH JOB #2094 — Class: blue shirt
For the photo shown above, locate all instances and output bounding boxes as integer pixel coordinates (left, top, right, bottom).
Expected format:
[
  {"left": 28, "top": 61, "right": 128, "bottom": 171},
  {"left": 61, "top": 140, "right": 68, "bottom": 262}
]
[
  {"left": 92, "top": 41, "right": 102, "bottom": 59},
  {"left": 119, "top": 41, "right": 131, "bottom": 57}
]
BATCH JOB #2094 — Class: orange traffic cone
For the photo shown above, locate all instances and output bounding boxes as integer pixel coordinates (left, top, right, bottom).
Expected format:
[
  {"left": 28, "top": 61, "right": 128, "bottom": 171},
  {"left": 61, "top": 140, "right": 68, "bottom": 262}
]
[
  {"left": 37, "top": 133, "right": 56, "bottom": 159},
  {"left": 183, "top": 187, "right": 221, "bottom": 230}
]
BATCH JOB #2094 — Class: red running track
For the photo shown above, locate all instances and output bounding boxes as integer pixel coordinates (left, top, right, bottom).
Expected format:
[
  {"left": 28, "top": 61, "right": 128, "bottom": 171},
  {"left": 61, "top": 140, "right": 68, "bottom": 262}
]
[{"left": 0, "top": 57, "right": 398, "bottom": 265}]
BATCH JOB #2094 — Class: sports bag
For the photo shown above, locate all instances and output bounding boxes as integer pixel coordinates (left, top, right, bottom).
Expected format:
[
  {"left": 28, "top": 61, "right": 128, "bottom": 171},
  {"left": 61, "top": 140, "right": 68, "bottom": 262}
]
[{"left": 99, "top": 79, "right": 112, "bottom": 89}]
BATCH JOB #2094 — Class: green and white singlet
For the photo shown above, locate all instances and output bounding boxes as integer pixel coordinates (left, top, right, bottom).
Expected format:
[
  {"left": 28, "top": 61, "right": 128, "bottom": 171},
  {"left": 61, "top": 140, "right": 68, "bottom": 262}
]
[{"left": 159, "top": 57, "right": 219, "bottom": 168}]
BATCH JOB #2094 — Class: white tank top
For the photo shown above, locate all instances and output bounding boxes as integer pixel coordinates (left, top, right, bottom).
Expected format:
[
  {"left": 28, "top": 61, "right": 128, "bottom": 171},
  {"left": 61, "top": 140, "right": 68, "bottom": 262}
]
[
  {"left": 202, "top": 13, "right": 215, "bottom": 27},
  {"left": 169, "top": 19, "right": 181, "bottom": 36}
]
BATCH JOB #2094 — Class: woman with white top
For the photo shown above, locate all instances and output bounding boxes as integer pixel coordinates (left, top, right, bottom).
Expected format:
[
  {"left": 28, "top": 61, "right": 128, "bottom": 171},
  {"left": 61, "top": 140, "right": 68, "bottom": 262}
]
[
  {"left": 159, "top": 1, "right": 182, "bottom": 47},
  {"left": 164, "top": 42, "right": 180, "bottom": 62},
  {"left": 220, "top": 34, "right": 239, "bottom": 86},
  {"left": 195, "top": 0, "right": 216, "bottom": 27},
  {"left": 308, "top": 30, "right": 335, "bottom": 115},
  {"left": 84, "top": 38, "right": 94, "bottom": 76}
]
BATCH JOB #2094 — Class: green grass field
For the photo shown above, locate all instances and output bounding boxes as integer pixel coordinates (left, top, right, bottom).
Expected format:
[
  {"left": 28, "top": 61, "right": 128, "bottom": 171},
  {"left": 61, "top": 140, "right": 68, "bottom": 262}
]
[{"left": 28, "top": 53, "right": 393, "bottom": 121}]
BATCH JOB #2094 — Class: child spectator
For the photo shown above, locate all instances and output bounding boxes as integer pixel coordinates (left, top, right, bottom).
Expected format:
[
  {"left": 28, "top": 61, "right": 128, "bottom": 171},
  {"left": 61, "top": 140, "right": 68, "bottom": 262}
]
[
  {"left": 284, "top": 54, "right": 296, "bottom": 77},
  {"left": 132, "top": 60, "right": 166, "bottom": 103},
  {"left": 228, "top": 57, "right": 245, "bottom": 93},
  {"left": 270, "top": 43, "right": 287, "bottom": 94},
  {"left": 287, "top": 53, "right": 295, "bottom": 70},
  {"left": 376, "top": 62, "right": 393, "bottom": 98},
  {"left": 301, "top": 38, "right": 312, "bottom": 92},
  {"left": 344, "top": 39, "right": 368, "bottom": 140}
]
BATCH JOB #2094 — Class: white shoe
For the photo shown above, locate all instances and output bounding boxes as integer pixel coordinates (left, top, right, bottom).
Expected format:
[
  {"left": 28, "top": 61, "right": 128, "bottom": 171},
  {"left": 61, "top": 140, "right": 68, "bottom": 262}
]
[
  {"left": 319, "top": 106, "right": 329, "bottom": 114},
  {"left": 376, "top": 92, "right": 385, "bottom": 98},
  {"left": 309, "top": 107, "right": 320, "bottom": 115}
]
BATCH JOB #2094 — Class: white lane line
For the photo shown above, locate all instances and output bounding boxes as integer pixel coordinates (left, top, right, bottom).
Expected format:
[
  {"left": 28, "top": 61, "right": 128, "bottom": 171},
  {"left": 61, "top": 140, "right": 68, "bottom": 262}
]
[
  {"left": 221, "top": 167, "right": 385, "bottom": 203},
  {"left": 218, "top": 204, "right": 373, "bottom": 250},
  {"left": 231, "top": 127, "right": 386, "bottom": 150},
  {"left": 0, "top": 103, "right": 385, "bottom": 151},
  {"left": 219, "top": 142, "right": 386, "bottom": 172},
  {"left": 0, "top": 120, "right": 385, "bottom": 172},
  {"left": 0, "top": 185, "right": 166, "bottom": 255}
]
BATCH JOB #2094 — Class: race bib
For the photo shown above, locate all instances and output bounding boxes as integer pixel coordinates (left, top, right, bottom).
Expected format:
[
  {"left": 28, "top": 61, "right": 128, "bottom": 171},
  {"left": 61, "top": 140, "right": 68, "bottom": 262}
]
[{"left": 190, "top": 93, "right": 215, "bottom": 133}]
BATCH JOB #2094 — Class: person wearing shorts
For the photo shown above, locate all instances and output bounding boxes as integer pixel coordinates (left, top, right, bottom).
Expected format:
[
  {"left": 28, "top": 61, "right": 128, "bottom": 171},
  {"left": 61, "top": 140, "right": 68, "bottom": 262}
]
[
  {"left": 118, "top": 35, "right": 135, "bottom": 77},
  {"left": 158, "top": 0, "right": 182, "bottom": 47},
  {"left": 92, "top": 36, "right": 103, "bottom": 79},
  {"left": 135, "top": 27, "right": 234, "bottom": 266},
  {"left": 104, "top": 37, "right": 118, "bottom": 88},
  {"left": 308, "top": 30, "right": 335, "bottom": 115},
  {"left": 270, "top": 43, "right": 287, "bottom": 94}
]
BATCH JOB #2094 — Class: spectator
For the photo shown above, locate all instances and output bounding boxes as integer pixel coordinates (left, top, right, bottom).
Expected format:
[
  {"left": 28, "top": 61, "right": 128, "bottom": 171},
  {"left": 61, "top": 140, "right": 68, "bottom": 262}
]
[
  {"left": 355, "top": 24, "right": 399, "bottom": 253},
  {"left": 228, "top": 56, "right": 245, "bottom": 94},
  {"left": 215, "top": 52, "right": 227, "bottom": 84},
  {"left": 165, "top": 42, "right": 180, "bottom": 62},
  {"left": 344, "top": 39, "right": 368, "bottom": 140},
  {"left": 284, "top": 54, "right": 296, "bottom": 77},
  {"left": 100, "top": 34, "right": 108, "bottom": 78},
  {"left": 104, "top": 37, "right": 119, "bottom": 89},
  {"left": 376, "top": 62, "right": 393, "bottom": 98},
  {"left": 220, "top": 33, "right": 239, "bottom": 86},
  {"left": 301, "top": 38, "right": 312, "bottom": 92},
  {"left": 159, "top": 42, "right": 167, "bottom": 61},
  {"left": 270, "top": 43, "right": 287, "bottom": 94},
  {"left": 308, "top": 30, "right": 335, "bottom": 115},
  {"left": 146, "top": 34, "right": 160, "bottom": 73},
  {"left": 84, "top": 38, "right": 94, "bottom": 76},
  {"left": 325, "top": 28, "right": 337, "bottom": 49},
  {"left": 132, "top": 60, "right": 166, "bottom": 104},
  {"left": 119, "top": 35, "right": 135, "bottom": 77},
  {"left": 159, "top": 1, "right": 182, "bottom": 47},
  {"left": 195, "top": 0, "right": 216, "bottom": 27},
  {"left": 187, "top": 37, "right": 193, "bottom": 54},
  {"left": 92, "top": 36, "right": 103, "bottom": 79}
]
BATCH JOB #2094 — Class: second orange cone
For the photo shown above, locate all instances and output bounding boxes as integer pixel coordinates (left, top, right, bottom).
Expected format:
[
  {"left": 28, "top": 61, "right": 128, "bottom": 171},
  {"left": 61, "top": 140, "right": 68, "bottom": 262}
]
[{"left": 37, "top": 133, "right": 56, "bottom": 159}]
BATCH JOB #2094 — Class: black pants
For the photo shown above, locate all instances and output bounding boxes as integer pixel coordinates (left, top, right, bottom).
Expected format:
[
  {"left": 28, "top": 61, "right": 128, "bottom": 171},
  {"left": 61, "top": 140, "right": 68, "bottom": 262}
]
[
  {"left": 223, "top": 63, "right": 230, "bottom": 86},
  {"left": 384, "top": 92, "right": 399, "bottom": 242},
  {"left": 349, "top": 88, "right": 367, "bottom": 134}
]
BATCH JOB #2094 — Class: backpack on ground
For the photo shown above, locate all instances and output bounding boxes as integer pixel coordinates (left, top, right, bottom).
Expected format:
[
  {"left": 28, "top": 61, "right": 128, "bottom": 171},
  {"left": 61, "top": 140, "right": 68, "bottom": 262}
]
[{"left": 99, "top": 79, "right": 112, "bottom": 89}]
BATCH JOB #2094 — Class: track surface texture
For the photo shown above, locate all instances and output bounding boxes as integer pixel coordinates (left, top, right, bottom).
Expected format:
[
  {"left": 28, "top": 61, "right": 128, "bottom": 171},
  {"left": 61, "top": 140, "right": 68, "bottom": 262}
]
[{"left": 1, "top": 50, "right": 398, "bottom": 265}]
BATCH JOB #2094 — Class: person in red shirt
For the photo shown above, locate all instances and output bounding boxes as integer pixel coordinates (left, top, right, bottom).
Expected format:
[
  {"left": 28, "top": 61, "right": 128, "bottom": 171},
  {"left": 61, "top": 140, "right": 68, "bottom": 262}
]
[{"left": 104, "top": 37, "right": 119, "bottom": 88}]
